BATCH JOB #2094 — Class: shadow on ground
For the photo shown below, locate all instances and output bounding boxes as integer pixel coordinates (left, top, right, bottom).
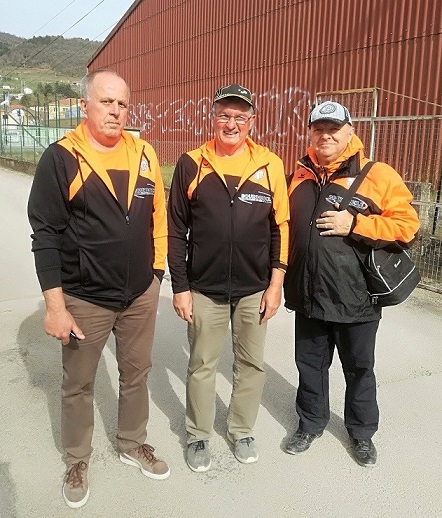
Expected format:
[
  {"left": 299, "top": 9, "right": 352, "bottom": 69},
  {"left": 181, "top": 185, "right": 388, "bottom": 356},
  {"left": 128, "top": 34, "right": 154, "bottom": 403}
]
[{"left": 16, "top": 296, "right": 348, "bottom": 463}]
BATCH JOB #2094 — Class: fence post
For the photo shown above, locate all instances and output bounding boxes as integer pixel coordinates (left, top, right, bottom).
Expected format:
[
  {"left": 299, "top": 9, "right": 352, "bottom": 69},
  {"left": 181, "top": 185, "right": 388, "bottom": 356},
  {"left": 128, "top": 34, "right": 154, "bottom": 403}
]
[
  {"left": 0, "top": 115, "right": 3, "bottom": 154},
  {"left": 369, "top": 88, "right": 378, "bottom": 160}
]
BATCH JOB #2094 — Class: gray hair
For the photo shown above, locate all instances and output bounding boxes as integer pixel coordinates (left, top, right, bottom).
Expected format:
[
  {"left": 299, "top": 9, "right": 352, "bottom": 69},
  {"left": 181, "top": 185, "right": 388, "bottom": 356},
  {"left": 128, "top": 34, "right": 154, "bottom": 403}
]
[{"left": 80, "top": 69, "right": 127, "bottom": 100}]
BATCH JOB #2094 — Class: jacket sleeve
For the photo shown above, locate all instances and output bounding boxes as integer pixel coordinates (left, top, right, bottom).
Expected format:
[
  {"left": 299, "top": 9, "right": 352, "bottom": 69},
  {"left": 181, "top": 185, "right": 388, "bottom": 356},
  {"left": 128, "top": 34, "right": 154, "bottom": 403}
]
[
  {"left": 27, "top": 144, "right": 71, "bottom": 291},
  {"left": 351, "top": 162, "right": 420, "bottom": 249},
  {"left": 167, "top": 154, "right": 194, "bottom": 293},
  {"left": 147, "top": 144, "right": 167, "bottom": 277},
  {"left": 269, "top": 156, "right": 290, "bottom": 270}
]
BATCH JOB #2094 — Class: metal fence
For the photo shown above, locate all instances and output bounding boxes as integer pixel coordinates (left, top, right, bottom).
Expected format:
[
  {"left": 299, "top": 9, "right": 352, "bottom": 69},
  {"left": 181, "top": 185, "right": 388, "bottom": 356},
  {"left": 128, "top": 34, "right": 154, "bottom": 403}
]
[
  {"left": 316, "top": 89, "right": 441, "bottom": 293},
  {"left": 1, "top": 106, "right": 440, "bottom": 293},
  {"left": 0, "top": 123, "right": 71, "bottom": 164},
  {"left": 355, "top": 117, "right": 442, "bottom": 293}
]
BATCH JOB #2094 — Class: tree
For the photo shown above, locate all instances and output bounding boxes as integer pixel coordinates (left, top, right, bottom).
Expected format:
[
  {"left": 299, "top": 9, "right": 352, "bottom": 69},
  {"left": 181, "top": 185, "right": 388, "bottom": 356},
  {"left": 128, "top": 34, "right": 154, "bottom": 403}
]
[
  {"left": 42, "top": 83, "right": 53, "bottom": 101},
  {"left": 20, "top": 93, "right": 34, "bottom": 108},
  {"left": 0, "top": 41, "right": 9, "bottom": 57},
  {"left": 54, "top": 81, "right": 78, "bottom": 98}
]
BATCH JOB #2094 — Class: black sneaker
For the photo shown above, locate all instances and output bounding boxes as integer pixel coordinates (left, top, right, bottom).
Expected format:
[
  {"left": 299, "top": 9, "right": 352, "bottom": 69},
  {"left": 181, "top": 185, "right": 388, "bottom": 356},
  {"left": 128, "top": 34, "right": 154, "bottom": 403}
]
[
  {"left": 350, "top": 438, "right": 377, "bottom": 467},
  {"left": 286, "top": 429, "right": 323, "bottom": 455},
  {"left": 187, "top": 440, "right": 211, "bottom": 472}
]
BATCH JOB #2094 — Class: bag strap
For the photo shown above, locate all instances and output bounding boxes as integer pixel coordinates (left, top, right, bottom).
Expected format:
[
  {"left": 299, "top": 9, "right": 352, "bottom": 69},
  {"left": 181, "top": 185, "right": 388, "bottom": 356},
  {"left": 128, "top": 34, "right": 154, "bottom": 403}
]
[{"left": 339, "top": 161, "right": 375, "bottom": 210}]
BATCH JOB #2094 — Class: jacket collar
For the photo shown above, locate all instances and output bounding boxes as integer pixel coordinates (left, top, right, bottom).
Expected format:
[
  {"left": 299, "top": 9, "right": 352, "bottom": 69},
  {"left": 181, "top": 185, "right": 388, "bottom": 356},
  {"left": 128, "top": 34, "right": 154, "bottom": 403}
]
[
  {"left": 59, "top": 122, "right": 146, "bottom": 205},
  {"left": 198, "top": 136, "right": 271, "bottom": 185},
  {"left": 299, "top": 134, "right": 366, "bottom": 179}
]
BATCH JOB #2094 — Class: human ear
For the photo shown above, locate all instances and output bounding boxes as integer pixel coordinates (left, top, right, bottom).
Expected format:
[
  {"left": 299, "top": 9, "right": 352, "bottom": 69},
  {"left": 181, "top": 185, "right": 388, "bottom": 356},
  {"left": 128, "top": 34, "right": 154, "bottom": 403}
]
[{"left": 80, "top": 99, "right": 88, "bottom": 117}]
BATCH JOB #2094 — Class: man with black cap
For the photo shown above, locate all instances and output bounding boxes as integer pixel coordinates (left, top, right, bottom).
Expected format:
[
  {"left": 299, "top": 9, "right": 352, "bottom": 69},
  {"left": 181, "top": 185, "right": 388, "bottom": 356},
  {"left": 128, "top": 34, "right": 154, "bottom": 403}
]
[
  {"left": 283, "top": 101, "right": 419, "bottom": 467},
  {"left": 168, "top": 83, "right": 289, "bottom": 472}
]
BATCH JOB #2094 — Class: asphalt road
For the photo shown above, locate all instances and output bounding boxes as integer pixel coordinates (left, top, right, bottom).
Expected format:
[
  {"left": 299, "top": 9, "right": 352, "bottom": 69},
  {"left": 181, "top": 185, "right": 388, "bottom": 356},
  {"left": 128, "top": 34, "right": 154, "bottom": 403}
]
[{"left": 0, "top": 166, "right": 441, "bottom": 518}]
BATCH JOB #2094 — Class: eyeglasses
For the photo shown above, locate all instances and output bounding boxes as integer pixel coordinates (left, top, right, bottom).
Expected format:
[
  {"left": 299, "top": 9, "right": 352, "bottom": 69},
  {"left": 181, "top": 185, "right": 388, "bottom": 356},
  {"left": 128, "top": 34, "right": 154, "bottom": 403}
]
[{"left": 213, "top": 113, "right": 253, "bottom": 126}]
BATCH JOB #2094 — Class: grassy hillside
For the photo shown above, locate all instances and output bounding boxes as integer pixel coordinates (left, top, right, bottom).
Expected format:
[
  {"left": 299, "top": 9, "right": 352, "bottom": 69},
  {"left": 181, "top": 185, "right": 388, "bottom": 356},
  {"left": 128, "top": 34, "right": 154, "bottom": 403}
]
[{"left": 0, "top": 32, "right": 101, "bottom": 92}]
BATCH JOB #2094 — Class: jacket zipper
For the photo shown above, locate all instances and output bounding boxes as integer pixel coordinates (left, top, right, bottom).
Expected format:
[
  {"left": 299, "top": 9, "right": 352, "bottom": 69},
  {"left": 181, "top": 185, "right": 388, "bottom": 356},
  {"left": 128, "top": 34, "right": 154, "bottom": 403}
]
[
  {"left": 200, "top": 159, "right": 270, "bottom": 303},
  {"left": 227, "top": 197, "right": 234, "bottom": 302},
  {"left": 306, "top": 166, "right": 328, "bottom": 315},
  {"left": 228, "top": 164, "right": 271, "bottom": 302}
]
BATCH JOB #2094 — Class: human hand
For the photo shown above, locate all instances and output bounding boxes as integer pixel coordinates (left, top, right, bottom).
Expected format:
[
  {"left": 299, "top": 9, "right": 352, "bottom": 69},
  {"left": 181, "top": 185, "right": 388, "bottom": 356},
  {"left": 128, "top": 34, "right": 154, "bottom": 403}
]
[
  {"left": 316, "top": 202, "right": 354, "bottom": 236},
  {"left": 259, "top": 284, "right": 282, "bottom": 323},
  {"left": 173, "top": 291, "right": 193, "bottom": 323},
  {"left": 43, "top": 287, "right": 85, "bottom": 345},
  {"left": 44, "top": 308, "right": 85, "bottom": 346}
]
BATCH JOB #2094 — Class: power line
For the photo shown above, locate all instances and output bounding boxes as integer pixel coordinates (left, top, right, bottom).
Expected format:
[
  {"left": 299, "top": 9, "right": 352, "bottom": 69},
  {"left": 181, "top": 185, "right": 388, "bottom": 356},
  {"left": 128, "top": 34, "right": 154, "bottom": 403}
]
[
  {"left": 30, "top": 22, "right": 118, "bottom": 85},
  {"left": 2, "top": 1, "right": 78, "bottom": 59},
  {"left": 22, "top": 1, "right": 78, "bottom": 43},
  {"left": 2, "top": 0, "right": 105, "bottom": 79}
]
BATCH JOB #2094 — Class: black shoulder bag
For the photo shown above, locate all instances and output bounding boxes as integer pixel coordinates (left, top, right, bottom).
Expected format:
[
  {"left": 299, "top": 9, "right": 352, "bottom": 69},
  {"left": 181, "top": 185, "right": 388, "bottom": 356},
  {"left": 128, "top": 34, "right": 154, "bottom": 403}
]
[{"left": 339, "top": 161, "right": 421, "bottom": 306}]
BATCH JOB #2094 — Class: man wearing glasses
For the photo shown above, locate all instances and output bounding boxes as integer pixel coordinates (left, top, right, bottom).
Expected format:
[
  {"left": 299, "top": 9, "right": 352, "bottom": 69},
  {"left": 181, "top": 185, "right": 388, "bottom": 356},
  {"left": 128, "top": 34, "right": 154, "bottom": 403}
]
[{"left": 168, "top": 83, "right": 289, "bottom": 472}]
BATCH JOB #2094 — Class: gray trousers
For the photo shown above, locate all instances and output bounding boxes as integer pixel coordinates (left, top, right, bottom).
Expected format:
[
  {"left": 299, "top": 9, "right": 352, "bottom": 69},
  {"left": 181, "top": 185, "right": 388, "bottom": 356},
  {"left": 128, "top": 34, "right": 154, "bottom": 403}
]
[
  {"left": 186, "top": 290, "right": 267, "bottom": 443},
  {"left": 62, "top": 277, "right": 160, "bottom": 465}
]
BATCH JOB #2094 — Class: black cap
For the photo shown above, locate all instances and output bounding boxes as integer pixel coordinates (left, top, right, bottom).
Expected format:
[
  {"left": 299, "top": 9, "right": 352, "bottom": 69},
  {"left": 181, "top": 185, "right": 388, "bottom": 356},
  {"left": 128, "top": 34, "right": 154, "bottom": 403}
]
[{"left": 212, "top": 83, "right": 254, "bottom": 108}]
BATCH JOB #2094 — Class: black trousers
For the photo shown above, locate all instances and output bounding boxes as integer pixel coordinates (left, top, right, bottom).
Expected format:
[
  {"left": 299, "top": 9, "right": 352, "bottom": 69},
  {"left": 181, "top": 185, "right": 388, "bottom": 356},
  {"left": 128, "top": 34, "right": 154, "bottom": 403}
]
[{"left": 295, "top": 313, "right": 380, "bottom": 440}]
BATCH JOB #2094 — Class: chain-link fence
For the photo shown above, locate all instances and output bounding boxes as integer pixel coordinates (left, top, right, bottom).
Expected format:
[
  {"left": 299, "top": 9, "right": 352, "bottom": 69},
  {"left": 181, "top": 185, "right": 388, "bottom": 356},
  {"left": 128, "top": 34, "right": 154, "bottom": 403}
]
[
  {"left": 354, "top": 116, "right": 441, "bottom": 292},
  {"left": 317, "top": 89, "right": 442, "bottom": 293},
  {"left": 1, "top": 97, "right": 441, "bottom": 292},
  {"left": 0, "top": 124, "right": 71, "bottom": 163},
  {"left": 407, "top": 184, "right": 442, "bottom": 293}
]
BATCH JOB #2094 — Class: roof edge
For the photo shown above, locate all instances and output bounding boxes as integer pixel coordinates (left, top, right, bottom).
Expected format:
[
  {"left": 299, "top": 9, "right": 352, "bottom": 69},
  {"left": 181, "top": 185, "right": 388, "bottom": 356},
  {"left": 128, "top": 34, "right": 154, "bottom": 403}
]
[{"left": 86, "top": 0, "right": 141, "bottom": 69}]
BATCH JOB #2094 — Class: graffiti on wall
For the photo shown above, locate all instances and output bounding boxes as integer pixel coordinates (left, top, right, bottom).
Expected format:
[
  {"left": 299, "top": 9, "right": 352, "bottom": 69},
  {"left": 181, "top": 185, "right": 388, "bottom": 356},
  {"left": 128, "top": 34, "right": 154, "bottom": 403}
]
[{"left": 127, "top": 85, "right": 311, "bottom": 142}]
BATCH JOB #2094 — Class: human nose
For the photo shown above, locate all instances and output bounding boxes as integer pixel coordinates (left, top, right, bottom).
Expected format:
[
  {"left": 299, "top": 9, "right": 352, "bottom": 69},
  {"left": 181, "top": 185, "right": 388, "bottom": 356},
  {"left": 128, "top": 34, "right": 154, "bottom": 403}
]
[
  {"left": 109, "top": 101, "right": 120, "bottom": 116},
  {"left": 225, "top": 116, "right": 237, "bottom": 128}
]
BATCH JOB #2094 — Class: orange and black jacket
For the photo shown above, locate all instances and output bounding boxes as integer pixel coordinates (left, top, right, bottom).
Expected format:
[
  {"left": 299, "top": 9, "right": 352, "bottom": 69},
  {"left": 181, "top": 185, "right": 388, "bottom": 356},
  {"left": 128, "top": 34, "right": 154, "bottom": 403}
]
[
  {"left": 167, "top": 137, "right": 289, "bottom": 302},
  {"left": 27, "top": 122, "right": 167, "bottom": 308},
  {"left": 284, "top": 135, "right": 420, "bottom": 322}
]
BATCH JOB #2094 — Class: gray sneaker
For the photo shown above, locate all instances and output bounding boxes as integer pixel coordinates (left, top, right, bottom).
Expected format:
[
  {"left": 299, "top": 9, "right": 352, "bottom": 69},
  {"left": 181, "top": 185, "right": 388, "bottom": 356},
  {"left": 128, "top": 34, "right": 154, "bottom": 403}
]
[
  {"left": 62, "top": 461, "right": 90, "bottom": 509},
  {"left": 233, "top": 437, "right": 259, "bottom": 464},
  {"left": 187, "top": 440, "right": 211, "bottom": 472}
]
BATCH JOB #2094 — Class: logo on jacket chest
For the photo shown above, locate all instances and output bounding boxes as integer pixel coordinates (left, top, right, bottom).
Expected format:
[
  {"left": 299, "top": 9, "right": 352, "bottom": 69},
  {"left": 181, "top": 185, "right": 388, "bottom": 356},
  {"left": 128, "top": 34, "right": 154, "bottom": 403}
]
[
  {"left": 254, "top": 169, "right": 265, "bottom": 180},
  {"left": 238, "top": 191, "right": 271, "bottom": 205},
  {"left": 325, "top": 193, "right": 368, "bottom": 211},
  {"left": 134, "top": 183, "right": 155, "bottom": 199}
]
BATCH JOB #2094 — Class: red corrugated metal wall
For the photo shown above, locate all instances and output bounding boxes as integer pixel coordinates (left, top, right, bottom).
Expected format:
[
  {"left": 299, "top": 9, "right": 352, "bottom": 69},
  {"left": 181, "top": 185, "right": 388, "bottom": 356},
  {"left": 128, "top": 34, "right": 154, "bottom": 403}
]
[{"left": 88, "top": 0, "right": 441, "bottom": 181}]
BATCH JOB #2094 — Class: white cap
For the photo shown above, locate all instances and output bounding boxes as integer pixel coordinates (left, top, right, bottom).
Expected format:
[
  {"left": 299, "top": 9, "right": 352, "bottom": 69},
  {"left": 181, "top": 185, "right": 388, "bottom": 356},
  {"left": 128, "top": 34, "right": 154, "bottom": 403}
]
[{"left": 308, "top": 101, "right": 352, "bottom": 126}]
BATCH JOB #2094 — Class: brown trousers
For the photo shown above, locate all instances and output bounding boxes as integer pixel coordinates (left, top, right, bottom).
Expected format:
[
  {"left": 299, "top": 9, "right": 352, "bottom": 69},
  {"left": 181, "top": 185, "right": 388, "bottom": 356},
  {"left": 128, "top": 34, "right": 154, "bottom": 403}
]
[{"left": 62, "top": 277, "right": 160, "bottom": 465}]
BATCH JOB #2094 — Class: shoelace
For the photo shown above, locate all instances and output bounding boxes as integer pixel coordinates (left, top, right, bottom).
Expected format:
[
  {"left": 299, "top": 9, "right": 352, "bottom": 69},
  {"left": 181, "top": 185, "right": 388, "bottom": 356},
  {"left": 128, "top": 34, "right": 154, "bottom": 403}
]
[
  {"left": 355, "top": 440, "right": 371, "bottom": 452},
  {"left": 297, "top": 432, "right": 311, "bottom": 440},
  {"left": 66, "top": 461, "right": 87, "bottom": 488},
  {"left": 192, "top": 440, "right": 206, "bottom": 452},
  {"left": 238, "top": 437, "right": 254, "bottom": 446},
  {"left": 137, "top": 443, "right": 159, "bottom": 462}
]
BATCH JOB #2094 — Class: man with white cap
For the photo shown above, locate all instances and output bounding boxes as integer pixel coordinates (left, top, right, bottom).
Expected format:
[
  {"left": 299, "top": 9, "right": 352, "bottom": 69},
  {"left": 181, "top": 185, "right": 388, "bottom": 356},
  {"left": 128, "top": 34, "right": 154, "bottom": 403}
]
[
  {"left": 283, "top": 101, "right": 419, "bottom": 467},
  {"left": 168, "top": 83, "right": 289, "bottom": 472}
]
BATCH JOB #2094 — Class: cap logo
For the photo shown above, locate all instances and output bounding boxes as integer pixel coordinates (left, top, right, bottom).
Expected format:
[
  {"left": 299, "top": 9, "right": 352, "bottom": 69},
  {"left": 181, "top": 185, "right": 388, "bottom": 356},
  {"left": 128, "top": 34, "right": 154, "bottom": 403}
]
[
  {"left": 319, "top": 104, "right": 337, "bottom": 115},
  {"left": 308, "top": 101, "right": 352, "bottom": 126},
  {"left": 213, "top": 83, "right": 254, "bottom": 108}
]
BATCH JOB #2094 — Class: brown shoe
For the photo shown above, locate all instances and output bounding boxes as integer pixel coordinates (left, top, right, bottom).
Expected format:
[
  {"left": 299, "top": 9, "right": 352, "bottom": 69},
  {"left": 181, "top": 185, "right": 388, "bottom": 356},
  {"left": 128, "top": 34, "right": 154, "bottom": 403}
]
[
  {"left": 62, "top": 461, "right": 89, "bottom": 508},
  {"left": 120, "top": 443, "right": 170, "bottom": 480}
]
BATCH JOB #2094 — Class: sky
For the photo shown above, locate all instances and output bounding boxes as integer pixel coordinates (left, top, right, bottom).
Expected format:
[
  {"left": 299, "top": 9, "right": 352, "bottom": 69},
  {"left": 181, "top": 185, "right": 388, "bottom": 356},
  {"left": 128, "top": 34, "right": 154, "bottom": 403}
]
[{"left": 1, "top": 0, "right": 136, "bottom": 41}]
